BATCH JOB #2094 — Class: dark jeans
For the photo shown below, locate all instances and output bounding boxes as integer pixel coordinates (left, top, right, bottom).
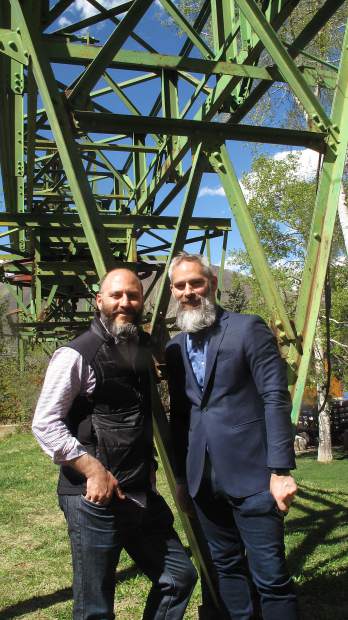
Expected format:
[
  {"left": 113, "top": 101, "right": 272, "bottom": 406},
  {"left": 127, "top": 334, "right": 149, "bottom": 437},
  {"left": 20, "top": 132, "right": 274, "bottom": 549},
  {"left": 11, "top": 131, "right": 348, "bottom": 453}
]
[
  {"left": 59, "top": 491, "right": 197, "bottom": 620},
  {"left": 193, "top": 466, "right": 299, "bottom": 620}
]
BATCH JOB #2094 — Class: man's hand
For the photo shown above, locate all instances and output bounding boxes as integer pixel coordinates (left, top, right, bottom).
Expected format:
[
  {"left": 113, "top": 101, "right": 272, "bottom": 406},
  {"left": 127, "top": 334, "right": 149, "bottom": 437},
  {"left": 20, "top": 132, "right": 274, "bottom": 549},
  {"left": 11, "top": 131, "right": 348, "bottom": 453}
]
[
  {"left": 86, "top": 468, "right": 124, "bottom": 504},
  {"left": 176, "top": 483, "right": 195, "bottom": 517},
  {"left": 69, "top": 454, "right": 125, "bottom": 504},
  {"left": 270, "top": 473, "right": 297, "bottom": 513}
]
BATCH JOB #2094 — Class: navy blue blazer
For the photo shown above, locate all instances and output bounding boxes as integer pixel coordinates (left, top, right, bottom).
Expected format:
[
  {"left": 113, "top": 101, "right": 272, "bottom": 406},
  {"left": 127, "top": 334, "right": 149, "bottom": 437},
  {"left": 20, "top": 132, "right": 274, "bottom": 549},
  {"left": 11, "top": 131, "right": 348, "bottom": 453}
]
[{"left": 166, "top": 309, "right": 295, "bottom": 498}]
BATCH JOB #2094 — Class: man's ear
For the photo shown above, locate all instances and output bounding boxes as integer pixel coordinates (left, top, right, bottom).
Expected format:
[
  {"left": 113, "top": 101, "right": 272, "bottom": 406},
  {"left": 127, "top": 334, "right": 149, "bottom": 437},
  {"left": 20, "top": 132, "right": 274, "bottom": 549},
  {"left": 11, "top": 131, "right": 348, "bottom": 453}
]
[
  {"left": 211, "top": 275, "right": 218, "bottom": 294},
  {"left": 96, "top": 292, "right": 102, "bottom": 311}
]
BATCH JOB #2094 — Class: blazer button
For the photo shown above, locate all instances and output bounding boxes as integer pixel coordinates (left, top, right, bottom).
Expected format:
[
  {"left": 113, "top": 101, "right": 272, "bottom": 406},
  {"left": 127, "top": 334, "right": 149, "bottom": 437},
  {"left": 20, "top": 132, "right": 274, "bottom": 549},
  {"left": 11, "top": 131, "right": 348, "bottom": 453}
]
[{"left": 203, "top": 406, "right": 208, "bottom": 412}]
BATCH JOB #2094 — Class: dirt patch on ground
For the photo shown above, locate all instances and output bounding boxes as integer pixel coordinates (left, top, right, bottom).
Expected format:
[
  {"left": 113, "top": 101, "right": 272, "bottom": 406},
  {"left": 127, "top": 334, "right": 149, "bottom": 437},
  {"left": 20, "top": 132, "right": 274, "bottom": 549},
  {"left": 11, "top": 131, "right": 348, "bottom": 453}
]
[{"left": 0, "top": 424, "right": 18, "bottom": 439}]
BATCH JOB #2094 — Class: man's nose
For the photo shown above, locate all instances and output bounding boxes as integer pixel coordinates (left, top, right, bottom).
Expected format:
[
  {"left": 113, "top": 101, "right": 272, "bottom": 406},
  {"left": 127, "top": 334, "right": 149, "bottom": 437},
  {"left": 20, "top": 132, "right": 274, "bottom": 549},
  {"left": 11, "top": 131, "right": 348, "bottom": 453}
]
[
  {"left": 184, "top": 283, "right": 194, "bottom": 296},
  {"left": 119, "top": 293, "right": 132, "bottom": 306}
]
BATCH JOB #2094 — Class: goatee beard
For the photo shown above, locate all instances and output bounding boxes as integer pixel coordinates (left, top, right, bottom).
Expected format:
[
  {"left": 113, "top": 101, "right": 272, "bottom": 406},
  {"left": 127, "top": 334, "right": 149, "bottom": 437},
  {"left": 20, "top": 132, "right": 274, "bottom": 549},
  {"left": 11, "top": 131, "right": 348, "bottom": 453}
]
[
  {"left": 176, "top": 297, "right": 216, "bottom": 333},
  {"left": 100, "top": 311, "right": 139, "bottom": 342}
]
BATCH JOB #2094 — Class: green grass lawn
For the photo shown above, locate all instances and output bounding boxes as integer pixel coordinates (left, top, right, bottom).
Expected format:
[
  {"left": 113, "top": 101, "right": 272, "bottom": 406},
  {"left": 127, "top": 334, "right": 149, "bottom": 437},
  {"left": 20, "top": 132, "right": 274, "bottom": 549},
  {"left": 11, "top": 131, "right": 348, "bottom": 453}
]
[{"left": 0, "top": 433, "right": 347, "bottom": 619}]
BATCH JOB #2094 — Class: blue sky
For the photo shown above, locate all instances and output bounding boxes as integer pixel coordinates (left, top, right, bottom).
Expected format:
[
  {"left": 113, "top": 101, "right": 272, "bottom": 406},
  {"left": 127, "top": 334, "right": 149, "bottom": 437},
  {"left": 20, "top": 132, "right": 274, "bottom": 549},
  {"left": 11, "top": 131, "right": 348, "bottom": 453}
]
[{"left": 0, "top": 0, "right": 308, "bottom": 266}]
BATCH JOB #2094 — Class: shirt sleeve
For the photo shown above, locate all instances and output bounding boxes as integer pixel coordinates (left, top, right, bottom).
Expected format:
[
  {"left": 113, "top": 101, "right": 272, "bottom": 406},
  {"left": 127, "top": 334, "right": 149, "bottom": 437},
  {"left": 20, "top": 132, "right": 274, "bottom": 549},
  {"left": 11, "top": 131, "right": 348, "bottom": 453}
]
[{"left": 32, "top": 347, "right": 96, "bottom": 464}]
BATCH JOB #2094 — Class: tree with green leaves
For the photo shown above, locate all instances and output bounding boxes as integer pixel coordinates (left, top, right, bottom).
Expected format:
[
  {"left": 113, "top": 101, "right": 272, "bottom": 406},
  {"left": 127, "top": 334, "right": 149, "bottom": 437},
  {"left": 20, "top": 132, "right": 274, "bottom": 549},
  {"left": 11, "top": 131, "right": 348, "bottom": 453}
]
[{"left": 227, "top": 151, "right": 347, "bottom": 462}]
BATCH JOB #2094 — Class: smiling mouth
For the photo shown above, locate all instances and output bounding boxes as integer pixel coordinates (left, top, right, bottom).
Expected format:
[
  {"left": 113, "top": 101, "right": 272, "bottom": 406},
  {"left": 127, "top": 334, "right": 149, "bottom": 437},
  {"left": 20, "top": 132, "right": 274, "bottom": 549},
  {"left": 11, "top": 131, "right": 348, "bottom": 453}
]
[
  {"left": 114, "top": 312, "right": 134, "bottom": 318},
  {"left": 182, "top": 300, "right": 201, "bottom": 308}
]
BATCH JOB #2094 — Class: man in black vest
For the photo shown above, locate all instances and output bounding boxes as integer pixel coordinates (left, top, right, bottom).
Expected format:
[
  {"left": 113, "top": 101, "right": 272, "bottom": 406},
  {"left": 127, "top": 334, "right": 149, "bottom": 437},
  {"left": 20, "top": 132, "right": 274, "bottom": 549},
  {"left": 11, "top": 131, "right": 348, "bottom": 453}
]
[{"left": 33, "top": 268, "right": 197, "bottom": 620}]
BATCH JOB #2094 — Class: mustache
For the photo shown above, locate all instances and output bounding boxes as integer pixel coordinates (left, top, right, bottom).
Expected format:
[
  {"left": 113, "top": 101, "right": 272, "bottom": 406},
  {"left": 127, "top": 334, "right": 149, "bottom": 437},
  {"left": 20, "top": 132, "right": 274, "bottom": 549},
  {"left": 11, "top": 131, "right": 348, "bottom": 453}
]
[
  {"left": 104, "top": 307, "right": 141, "bottom": 319},
  {"left": 99, "top": 307, "right": 142, "bottom": 326},
  {"left": 112, "top": 310, "right": 137, "bottom": 317}
]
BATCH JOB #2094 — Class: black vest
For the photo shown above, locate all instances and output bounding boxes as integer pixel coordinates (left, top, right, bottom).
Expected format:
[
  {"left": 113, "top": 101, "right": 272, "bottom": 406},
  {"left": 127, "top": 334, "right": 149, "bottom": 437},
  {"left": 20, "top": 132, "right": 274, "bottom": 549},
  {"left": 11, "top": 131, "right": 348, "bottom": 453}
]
[{"left": 57, "top": 316, "right": 154, "bottom": 495}]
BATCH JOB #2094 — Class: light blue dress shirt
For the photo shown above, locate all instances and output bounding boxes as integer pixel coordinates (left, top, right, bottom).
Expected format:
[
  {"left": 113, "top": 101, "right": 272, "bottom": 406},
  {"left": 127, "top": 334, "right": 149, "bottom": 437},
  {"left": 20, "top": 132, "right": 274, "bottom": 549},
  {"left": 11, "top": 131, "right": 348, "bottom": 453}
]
[{"left": 186, "top": 332, "right": 209, "bottom": 390}]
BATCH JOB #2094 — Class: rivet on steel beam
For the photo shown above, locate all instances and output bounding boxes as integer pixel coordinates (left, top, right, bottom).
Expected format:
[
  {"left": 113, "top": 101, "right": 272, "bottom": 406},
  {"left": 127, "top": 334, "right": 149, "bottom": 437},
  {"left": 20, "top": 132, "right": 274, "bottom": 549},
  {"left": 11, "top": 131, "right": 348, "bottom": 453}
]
[
  {"left": 275, "top": 319, "right": 283, "bottom": 328},
  {"left": 9, "top": 41, "right": 18, "bottom": 52},
  {"left": 314, "top": 232, "right": 321, "bottom": 241}
]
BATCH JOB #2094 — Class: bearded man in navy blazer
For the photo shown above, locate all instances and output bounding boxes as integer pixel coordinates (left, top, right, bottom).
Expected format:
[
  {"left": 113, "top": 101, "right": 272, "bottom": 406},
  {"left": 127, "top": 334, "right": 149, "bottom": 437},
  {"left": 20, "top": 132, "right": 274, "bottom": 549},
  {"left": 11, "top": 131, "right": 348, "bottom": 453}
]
[{"left": 166, "top": 253, "right": 299, "bottom": 620}]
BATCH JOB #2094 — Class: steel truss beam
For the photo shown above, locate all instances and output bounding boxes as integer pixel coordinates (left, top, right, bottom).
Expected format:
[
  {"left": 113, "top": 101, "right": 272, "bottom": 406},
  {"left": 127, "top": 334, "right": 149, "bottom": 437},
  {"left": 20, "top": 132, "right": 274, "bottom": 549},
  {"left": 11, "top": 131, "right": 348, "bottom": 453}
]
[{"left": 1, "top": 1, "right": 347, "bottom": 614}]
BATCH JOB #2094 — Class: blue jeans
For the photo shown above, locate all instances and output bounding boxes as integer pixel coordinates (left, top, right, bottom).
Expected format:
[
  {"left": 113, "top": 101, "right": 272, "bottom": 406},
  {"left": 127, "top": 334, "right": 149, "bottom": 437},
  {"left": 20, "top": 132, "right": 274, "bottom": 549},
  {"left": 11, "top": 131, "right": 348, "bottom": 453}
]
[
  {"left": 59, "top": 492, "right": 197, "bottom": 620},
  {"left": 193, "top": 467, "right": 299, "bottom": 620}
]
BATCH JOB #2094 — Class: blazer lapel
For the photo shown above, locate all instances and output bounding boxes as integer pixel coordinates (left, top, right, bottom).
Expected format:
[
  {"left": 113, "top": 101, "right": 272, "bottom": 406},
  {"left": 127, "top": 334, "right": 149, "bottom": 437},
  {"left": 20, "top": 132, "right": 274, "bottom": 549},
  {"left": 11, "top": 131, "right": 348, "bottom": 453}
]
[{"left": 202, "top": 309, "right": 229, "bottom": 397}]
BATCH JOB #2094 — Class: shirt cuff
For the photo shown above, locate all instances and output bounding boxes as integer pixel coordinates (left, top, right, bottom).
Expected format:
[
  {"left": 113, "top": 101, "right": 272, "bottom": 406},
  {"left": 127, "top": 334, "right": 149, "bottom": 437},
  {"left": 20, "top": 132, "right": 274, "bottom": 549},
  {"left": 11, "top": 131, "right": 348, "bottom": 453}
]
[{"left": 53, "top": 442, "right": 87, "bottom": 465}]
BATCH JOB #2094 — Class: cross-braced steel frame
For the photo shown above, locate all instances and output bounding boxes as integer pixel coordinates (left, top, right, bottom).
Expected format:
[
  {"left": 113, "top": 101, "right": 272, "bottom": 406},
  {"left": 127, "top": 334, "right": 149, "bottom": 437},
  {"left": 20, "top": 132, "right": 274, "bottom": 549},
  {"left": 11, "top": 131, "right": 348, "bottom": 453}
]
[{"left": 1, "top": 1, "right": 348, "bottom": 612}]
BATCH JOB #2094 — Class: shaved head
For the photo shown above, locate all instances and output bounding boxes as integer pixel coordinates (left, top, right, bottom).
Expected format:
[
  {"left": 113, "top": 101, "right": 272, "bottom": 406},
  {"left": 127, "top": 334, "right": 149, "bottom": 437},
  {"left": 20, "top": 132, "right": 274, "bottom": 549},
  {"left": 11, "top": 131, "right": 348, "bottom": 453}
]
[{"left": 99, "top": 268, "right": 142, "bottom": 294}]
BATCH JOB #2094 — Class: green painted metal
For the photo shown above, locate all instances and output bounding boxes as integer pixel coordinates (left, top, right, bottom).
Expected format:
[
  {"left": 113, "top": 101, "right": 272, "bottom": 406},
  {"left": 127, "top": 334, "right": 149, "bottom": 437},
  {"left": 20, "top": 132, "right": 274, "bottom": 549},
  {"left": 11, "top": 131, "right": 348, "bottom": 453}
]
[
  {"left": 72, "top": 111, "right": 326, "bottom": 150},
  {"left": 150, "top": 379, "right": 221, "bottom": 611},
  {"left": 0, "top": 28, "right": 28, "bottom": 64},
  {"left": 208, "top": 143, "right": 298, "bottom": 368},
  {"left": 9, "top": 0, "right": 115, "bottom": 278},
  {"left": 68, "top": 0, "right": 154, "bottom": 107},
  {"left": 1, "top": 1, "right": 348, "bottom": 612},
  {"left": 48, "top": 42, "right": 278, "bottom": 81},
  {"left": 291, "top": 20, "right": 348, "bottom": 422},
  {"left": 217, "top": 230, "right": 228, "bottom": 303},
  {"left": 150, "top": 143, "right": 205, "bottom": 329},
  {"left": 234, "top": 0, "right": 336, "bottom": 143},
  {"left": 159, "top": 0, "right": 212, "bottom": 59}
]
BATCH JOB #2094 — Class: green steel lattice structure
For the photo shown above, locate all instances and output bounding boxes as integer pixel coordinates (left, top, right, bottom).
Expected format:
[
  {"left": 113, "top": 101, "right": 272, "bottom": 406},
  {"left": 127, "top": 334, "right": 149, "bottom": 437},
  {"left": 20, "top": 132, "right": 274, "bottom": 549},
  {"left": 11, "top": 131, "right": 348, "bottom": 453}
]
[{"left": 1, "top": 1, "right": 348, "bottom": 612}]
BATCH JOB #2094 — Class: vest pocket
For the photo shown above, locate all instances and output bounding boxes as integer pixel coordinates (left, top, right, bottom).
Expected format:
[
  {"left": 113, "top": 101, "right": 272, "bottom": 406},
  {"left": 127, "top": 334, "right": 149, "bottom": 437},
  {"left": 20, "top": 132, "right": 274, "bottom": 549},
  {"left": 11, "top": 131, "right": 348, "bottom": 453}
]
[{"left": 93, "top": 406, "right": 143, "bottom": 428}]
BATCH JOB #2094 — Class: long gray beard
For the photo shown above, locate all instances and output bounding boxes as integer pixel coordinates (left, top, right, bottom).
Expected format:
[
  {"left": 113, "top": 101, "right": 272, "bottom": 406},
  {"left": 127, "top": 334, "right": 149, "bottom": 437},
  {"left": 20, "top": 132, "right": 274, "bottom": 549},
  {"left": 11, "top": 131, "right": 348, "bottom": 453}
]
[
  {"left": 100, "top": 312, "right": 139, "bottom": 343},
  {"left": 176, "top": 297, "right": 217, "bottom": 333}
]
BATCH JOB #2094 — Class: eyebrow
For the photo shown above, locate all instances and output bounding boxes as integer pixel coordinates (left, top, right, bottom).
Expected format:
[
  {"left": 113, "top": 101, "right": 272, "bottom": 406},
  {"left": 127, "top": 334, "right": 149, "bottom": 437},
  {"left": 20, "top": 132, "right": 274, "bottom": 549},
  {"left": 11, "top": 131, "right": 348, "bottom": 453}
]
[{"left": 173, "top": 277, "right": 206, "bottom": 285}]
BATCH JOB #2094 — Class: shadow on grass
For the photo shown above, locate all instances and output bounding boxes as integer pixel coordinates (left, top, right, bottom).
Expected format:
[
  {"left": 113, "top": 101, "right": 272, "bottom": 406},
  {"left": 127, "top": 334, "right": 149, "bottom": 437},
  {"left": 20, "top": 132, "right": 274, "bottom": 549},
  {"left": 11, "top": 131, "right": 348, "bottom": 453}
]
[
  {"left": 287, "top": 485, "right": 348, "bottom": 619},
  {"left": 297, "top": 569, "right": 348, "bottom": 613},
  {"left": 0, "top": 565, "right": 140, "bottom": 619}
]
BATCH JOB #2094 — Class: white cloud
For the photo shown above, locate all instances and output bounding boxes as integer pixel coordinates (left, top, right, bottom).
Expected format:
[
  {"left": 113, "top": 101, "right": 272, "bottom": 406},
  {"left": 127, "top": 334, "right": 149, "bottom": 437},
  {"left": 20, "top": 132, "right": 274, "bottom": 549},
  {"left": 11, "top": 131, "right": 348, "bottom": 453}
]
[
  {"left": 69, "top": 0, "right": 126, "bottom": 21},
  {"left": 58, "top": 15, "right": 72, "bottom": 27},
  {"left": 198, "top": 186, "right": 225, "bottom": 197},
  {"left": 198, "top": 181, "right": 252, "bottom": 201},
  {"left": 273, "top": 148, "right": 320, "bottom": 181}
]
